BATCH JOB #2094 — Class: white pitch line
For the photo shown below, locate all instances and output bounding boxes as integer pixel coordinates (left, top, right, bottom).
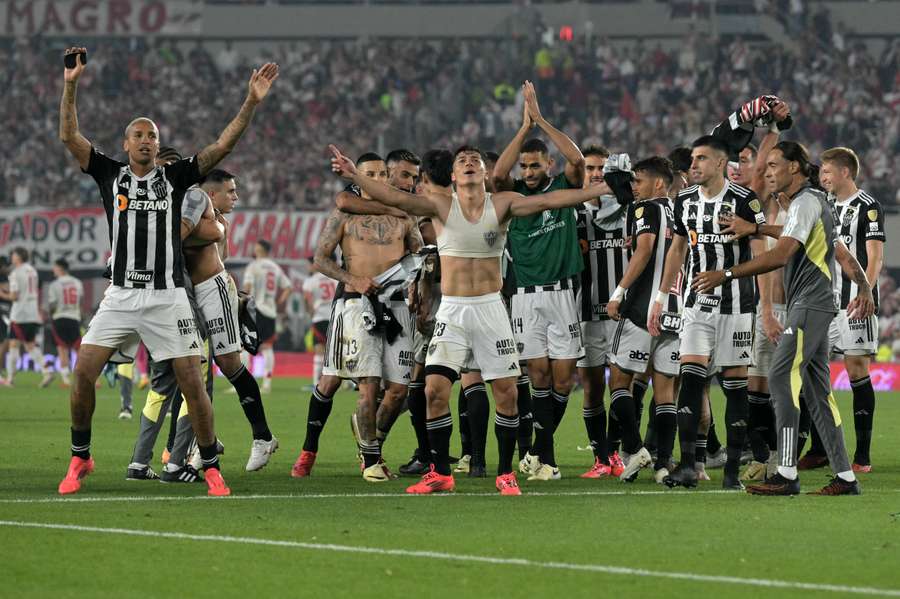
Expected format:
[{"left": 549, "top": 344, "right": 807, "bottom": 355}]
[
  {"left": 1, "top": 520, "right": 898, "bottom": 597},
  {"left": 0, "top": 489, "right": 740, "bottom": 504}
]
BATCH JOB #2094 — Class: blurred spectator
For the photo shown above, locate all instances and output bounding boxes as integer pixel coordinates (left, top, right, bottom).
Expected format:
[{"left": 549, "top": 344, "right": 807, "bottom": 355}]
[{"left": 1, "top": 8, "right": 897, "bottom": 210}]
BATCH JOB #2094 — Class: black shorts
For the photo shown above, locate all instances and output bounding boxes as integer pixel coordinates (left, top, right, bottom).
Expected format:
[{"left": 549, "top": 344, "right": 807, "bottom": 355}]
[
  {"left": 0, "top": 318, "right": 7, "bottom": 341},
  {"left": 312, "top": 320, "right": 329, "bottom": 345},
  {"left": 9, "top": 322, "right": 40, "bottom": 343},
  {"left": 52, "top": 318, "right": 82, "bottom": 346},
  {"left": 257, "top": 313, "right": 277, "bottom": 345}
]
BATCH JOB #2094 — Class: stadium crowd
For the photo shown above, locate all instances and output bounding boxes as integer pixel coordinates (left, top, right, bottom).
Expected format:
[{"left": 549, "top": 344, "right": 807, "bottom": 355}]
[{"left": 1, "top": 7, "right": 898, "bottom": 209}]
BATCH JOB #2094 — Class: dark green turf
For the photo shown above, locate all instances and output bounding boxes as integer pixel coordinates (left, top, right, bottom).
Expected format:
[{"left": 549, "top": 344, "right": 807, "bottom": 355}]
[{"left": 1, "top": 372, "right": 898, "bottom": 598}]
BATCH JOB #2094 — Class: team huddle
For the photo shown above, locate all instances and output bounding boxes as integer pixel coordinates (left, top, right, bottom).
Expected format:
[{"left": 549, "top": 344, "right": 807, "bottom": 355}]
[{"left": 48, "top": 48, "right": 883, "bottom": 498}]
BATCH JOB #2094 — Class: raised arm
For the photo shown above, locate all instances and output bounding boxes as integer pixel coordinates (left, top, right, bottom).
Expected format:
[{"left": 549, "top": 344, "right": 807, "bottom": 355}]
[
  {"left": 330, "top": 145, "right": 442, "bottom": 218},
  {"left": 524, "top": 81, "right": 585, "bottom": 187},
  {"left": 751, "top": 101, "right": 791, "bottom": 202},
  {"left": 492, "top": 99, "right": 532, "bottom": 192},
  {"left": 335, "top": 190, "right": 407, "bottom": 218},
  {"left": 196, "top": 63, "right": 279, "bottom": 175},
  {"left": 59, "top": 47, "right": 92, "bottom": 170}
]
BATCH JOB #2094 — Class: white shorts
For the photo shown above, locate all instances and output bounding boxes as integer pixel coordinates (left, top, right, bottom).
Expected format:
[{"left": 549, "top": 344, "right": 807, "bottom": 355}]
[
  {"left": 749, "top": 304, "right": 786, "bottom": 378},
  {"left": 609, "top": 318, "right": 680, "bottom": 376},
  {"left": 194, "top": 271, "right": 241, "bottom": 357},
  {"left": 829, "top": 309, "right": 878, "bottom": 356},
  {"left": 413, "top": 328, "right": 432, "bottom": 365},
  {"left": 426, "top": 293, "right": 520, "bottom": 381},
  {"left": 511, "top": 288, "right": 583, "bottom": 361},
  {"left": 577, "top": 320, "right": 617, "bottom": 368},
  {"left": 335, "top": 296, "right": 414, "bottom": 385},
  {"left": 83, "top": 286, "right": 202, "bottom": 362},
  {"left": 321, "top": 296, "right": 344, "bottom": 378},
  {"left": 679, "top": 307, "right": 753, "bottom": 368}
]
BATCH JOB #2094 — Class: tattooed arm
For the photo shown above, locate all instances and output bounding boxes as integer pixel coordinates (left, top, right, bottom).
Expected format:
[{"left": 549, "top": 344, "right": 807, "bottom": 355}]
[
  {"left": 197, "top": 63, "right": 279, "bottom": 175},
  {"left": 836, "top": 240, "right": 875, "bottom": 319},
  {"left": 59, "top": 47, "right": 92, "bottom": 170},
  {"left": 314, "top": 209, "right": 379, "bottom": 295},
  {"left": 404, "top": 217, "right": 424, "bottom": 254}
]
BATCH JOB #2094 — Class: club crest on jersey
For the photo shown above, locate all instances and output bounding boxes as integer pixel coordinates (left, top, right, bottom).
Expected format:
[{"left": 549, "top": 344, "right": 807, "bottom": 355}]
[
  {"left": 749, "top": 199, "right": 762, "bottom": 213},
  {"left": 634, "top": 206, "right": 644, "bottom": 219},
  {"left": 867, "top": 209, "right": 878, "bottom": 222},
  {"left": 483, "top": 230, "right": 498, "bottom": 247},
  {"left": 541, "top": 210, "right": 554, "bottom": 226},
  {"left": 152, "top": 176, "right": 168, "bottom": 199}
]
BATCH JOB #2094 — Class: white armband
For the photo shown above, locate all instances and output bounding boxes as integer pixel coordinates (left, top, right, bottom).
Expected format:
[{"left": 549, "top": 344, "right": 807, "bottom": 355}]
[
  {"left": 610, "top": 286, "right": 626, "bottom": 303},
  {"left": 654, "top": 290, "right": 668, "bottom": 305}
]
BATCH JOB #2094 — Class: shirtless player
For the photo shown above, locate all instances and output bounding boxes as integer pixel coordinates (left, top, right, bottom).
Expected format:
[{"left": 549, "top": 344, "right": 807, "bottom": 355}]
[{"left": 314, "top": 153, "right": 423, "bottom": 482}]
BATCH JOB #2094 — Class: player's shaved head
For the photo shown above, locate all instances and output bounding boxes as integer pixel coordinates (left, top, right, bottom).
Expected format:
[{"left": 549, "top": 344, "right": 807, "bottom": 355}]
[{"left": 125, "top": 117, "right": 159, "bottom": 138}]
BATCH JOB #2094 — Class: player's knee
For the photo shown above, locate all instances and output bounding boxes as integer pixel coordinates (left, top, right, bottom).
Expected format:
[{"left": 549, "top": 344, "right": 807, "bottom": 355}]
[
  {"left": 844, "top": 355, "right": 869, "bottom": 380},
  {"left": 215, "top": 352, "right": 243, "bottom": 378}
]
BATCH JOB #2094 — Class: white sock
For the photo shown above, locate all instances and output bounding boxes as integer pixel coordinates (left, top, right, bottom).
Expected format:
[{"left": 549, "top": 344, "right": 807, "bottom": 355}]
[
  {"left": 777, "top": 465, "right": 798, "bottom": 480},
  {"left": 60, "top": 366, "right": 71, "bottom": 384},
  {"left": 262, "top": 347, "right": 275, "bottom": 378},
  {"left": 7, "top": 347, "right": 20, "bottom": 379},
  {"left": 313, "top": 353, "right": 323, "bottom": 386},
  {"left": 836, "top": 470, "right": 856, "bottom": 482},
  {"left": 29, "top": 347, "right": 47, "bottom": 373}
]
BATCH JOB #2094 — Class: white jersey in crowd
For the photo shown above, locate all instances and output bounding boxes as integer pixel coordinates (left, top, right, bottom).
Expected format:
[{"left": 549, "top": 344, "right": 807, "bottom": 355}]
[
  {"left": 47, "top": 274, "right": 84, "bottom": 321},
  {"left": 243, "top": 257, "right": 291, "bottom": 319},
  {"left": 302, "top": 271, "right": 337, "bottom": 323},
  {"left": 9, "top": 263, "right": 41, "bottom": 323}
]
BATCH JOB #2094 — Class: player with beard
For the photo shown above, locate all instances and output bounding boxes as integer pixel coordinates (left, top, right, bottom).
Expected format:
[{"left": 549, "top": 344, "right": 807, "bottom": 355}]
[
  {"left": 330, "top": 143, "right": 603, "bottom": 495},
  {"left": 694, "top": 141, "right": 873, "bottom": 495},
  {"left": 292, "top": 151, "right": 419, "bottom": 477},
  {"left": 719, "top": 101, "right": 792, "bottom": 481},
  {"left": 493, "top": 82, "right": 586, "bottom": 481},
  {"left": 308, "top": 153, "right": 421, "bottom": 482},
  {"left": 649, "top": 136, "right": 767, "bottom": 490}
]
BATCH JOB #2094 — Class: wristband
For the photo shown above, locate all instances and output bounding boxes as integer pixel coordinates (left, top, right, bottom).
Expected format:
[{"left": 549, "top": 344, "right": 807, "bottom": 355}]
[
  {"left": 610, "top": 286, "right": 626, "bottom": 303},
  {"left": 655, "top": 291, "right": 668, "bottom": 305}
]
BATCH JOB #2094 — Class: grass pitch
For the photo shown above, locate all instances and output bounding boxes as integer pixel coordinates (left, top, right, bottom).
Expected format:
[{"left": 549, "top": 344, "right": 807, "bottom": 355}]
[{"left": 1, "top": 372, "right": 899, "bottom": 598}]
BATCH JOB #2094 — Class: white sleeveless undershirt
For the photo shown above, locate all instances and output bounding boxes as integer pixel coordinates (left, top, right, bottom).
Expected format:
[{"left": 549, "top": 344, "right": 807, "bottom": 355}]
[{"left": 437, "top": 192, "right": 507, "bottom": 259}]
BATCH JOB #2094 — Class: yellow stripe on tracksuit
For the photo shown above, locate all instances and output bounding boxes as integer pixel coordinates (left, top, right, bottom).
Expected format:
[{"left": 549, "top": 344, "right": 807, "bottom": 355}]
[
  {"left": 116, "top": 363, "right": 134, "bottom": 380},
  {"left": 140, "top": 341, "right": 212, "bottom": 422},
  {"left": 788, "top": 327, "right": 842, "bottom": 426},
  {"left": 805, "top": 220, "right": 831, "bottom": 281}
]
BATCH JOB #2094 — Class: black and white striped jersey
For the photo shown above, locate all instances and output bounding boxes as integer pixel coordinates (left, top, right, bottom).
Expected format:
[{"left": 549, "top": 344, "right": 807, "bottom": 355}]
[
  {"left": 575, "top": 199, "right": 629, "bottom": 322},
  {"left": 621, "top": 198, "right": 682, "bottom": 332},
  {"left": 83, "top": 147, "right": 203, "bottom": 290},
  {"left": 832, "top": 189, "right": 884, "bottom": 310},
  {"left": 673, "top": 181, "right": 765, "bottom": 315}
]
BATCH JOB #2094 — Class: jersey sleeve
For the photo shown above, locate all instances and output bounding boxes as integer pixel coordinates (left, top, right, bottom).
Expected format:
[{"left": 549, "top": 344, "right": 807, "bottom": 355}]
[
  {"left": 863, "top": 201, "right": 885, "bottom": 242},
  {"left": 782, "top": 195, "right": 820, "bottom": 244},
  {"left": 82, "top": 147, "right": 124, "bottom": 184},
  {"left": 301, "top": 277, "right": 314, "bottom": 295},
  {"left": 633, "top": 202, "right": 660, "bottom": 238},
  {"left": 181, "top": 189, "right": 209, "bottom": 228},
  {"left": 672, "top": 196, "right": 688, "bottom": 236},
  {"left": 46, "top": 281, "right": 60, "bottom": 308},
  {"left": 736, "top": 191, "right": 767, "bottom": 226},
  {"left": 8, "top": 271, "right": 20, "bottom": 294},
  {"left": 165, "top": 156, "right": 203, "bottom": 191},
  {"left": 242, "top": 263, "right": 256, "bottom": 290}
]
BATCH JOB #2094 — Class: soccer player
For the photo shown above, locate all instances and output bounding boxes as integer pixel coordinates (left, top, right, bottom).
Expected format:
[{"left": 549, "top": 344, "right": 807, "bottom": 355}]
[
  {"left": 648, "top": 135, "right": 766, "bottom": 490},
  {"left": 606, "top": 157, "right": 682, "bottom": 483},
  {"left": 43, "top": 258, "right": 84, "bottom": 388},
  {"left": 573, "top": 145, "right": 627, "bottom": 479},
  {"left": 314, "top": 152, "right": 422, "bottom": 482},
  {"left": 186, "top": 169, "right": 278, "bottom": 470},
  {"left": 4, "top": 248, "right": 51, "bottom": 386},
  {"left": 693, "top": 141, "right": 874, "bottom": 495},
  {"left": 242, "top": 240, "right": 291, "bottom": 393},
  {"left": 0, "top": 257, "right": 11, "bottom": 382},
  {"left": 303, "top": 259, "right": 337, "bottom": 389},
  {"left": 330, "top": 143, "right": 603, "bottom": 495},
  {"left": 492, "top": 82, "right": 586, "bottom": 481},
  {"left": 813, "top": 147, "right": 883, "bottom": 473},
  {"left": 56, "top": 46, "right": 277, "bottom": 496},
  {"left": 725, "top": 104, "right": 791, "bottom": 481}
]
